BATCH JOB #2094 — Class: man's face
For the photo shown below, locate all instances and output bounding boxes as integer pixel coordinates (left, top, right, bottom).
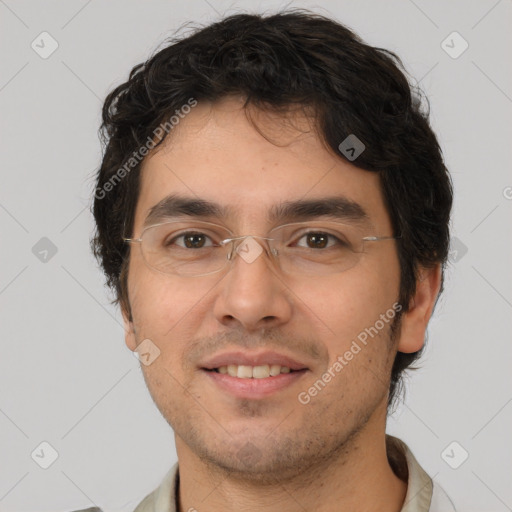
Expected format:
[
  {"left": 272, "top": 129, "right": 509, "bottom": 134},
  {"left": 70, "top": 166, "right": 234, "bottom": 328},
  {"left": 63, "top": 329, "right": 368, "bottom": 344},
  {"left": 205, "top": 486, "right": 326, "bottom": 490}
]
[{"left": 124, "top": 97, "right": 402, "bottom": 481}]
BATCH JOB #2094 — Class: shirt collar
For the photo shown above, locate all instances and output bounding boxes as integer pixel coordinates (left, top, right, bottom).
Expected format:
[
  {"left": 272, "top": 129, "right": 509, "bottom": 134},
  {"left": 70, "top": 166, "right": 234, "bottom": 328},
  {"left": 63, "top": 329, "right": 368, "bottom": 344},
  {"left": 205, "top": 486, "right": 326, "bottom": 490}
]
[
  {"left": 387, "top": 435, "right": 434, "bottom": 511},
  {"left": 134, "top": 435, "right": 439, "bottom": 512}
]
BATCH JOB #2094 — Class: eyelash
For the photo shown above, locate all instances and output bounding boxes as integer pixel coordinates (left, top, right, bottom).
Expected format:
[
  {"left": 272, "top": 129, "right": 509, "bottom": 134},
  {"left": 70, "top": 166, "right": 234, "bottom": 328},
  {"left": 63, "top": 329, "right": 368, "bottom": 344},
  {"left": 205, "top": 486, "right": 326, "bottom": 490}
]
[{"left": 168, "top": 230, "right": 346, "bottom": 249}]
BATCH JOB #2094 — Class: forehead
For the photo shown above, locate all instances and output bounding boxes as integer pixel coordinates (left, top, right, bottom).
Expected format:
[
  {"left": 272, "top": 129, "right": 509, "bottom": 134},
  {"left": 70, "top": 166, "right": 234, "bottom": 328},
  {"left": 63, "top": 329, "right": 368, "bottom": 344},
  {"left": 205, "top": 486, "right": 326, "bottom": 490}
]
[{"left": 135, "top": 97, "right": 391, "bottom": 232}]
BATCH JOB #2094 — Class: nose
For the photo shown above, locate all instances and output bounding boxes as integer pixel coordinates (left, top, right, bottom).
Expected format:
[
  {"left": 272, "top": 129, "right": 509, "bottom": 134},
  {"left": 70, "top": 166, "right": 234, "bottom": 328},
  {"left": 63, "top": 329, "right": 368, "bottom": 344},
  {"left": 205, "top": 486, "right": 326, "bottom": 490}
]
[{"left": 212, "top": 236, "right": 293, "bottom": 332}]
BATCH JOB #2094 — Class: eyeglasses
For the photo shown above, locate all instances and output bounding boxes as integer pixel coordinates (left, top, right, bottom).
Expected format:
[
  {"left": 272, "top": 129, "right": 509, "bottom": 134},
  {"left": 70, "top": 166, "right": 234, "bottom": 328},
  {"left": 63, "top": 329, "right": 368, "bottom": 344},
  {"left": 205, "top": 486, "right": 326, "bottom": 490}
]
[{"left": 123, "top": 219, "right": 398, "bottom": 278}]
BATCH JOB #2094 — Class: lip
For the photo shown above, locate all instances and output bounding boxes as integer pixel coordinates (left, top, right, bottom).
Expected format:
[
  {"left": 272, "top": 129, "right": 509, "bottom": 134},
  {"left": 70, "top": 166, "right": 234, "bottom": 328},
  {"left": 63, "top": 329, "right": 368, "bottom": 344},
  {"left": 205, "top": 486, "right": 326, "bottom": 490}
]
[
  {"left": 203, "top": 368, "right": 308, "bottom": 399},
  {"left": 200, "top": 350, "right": 309, "bottom": 371}
]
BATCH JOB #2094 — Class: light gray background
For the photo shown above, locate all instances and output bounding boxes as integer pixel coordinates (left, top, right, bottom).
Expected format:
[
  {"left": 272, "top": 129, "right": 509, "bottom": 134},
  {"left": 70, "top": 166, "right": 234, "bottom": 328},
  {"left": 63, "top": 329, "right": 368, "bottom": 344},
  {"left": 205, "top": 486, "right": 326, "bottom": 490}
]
[{"left": 0, "top": 0, "right": 511, "bottom": 511}]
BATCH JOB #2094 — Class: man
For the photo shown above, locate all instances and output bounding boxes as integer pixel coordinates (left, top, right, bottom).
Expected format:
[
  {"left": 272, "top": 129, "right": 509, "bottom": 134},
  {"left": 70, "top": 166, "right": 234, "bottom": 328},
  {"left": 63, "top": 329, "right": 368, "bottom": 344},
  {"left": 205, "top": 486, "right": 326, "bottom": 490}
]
[{"left": 89, "top": 10, "right": 454, "bottom": 512}]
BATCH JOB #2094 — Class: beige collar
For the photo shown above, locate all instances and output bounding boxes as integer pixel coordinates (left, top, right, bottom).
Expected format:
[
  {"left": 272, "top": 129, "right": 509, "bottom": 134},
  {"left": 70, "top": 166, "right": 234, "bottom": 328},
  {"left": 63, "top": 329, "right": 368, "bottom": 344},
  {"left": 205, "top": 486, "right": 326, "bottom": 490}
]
[{"left": 134, "top": 435, "right": 447, "bottom": 511}]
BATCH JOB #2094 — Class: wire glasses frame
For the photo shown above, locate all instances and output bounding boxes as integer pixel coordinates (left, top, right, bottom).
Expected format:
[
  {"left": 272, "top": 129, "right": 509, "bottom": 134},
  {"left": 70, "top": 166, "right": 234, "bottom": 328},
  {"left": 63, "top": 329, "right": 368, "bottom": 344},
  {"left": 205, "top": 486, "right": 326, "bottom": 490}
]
[{"left": 123, "top": 219, "right": 399, "bottom": 278}]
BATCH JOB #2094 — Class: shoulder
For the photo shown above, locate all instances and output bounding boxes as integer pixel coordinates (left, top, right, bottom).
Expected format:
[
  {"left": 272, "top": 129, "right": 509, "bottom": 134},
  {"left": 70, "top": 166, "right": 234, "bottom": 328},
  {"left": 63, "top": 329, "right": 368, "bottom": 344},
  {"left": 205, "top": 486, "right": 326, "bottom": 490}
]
[
  {"left": 66, "top": 464, "right": 179, "bottom": 512},
  {"left": 430, "top": 481, "right": 457, "bottom": 511},
  {"left": 132, "top": 463, "right": 179, "bottom": 512},
  {"left": 67, "top": 508, "right": 103, "bottom": 512},
  {"left": 386, "top": 435, "right": 457, "bottom": 512}
]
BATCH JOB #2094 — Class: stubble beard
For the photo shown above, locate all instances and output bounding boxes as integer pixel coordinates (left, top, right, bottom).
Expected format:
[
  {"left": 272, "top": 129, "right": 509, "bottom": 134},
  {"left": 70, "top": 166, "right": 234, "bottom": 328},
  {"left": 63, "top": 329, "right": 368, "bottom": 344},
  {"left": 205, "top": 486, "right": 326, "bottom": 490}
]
[{"left": 142, "top": 311, "right": 401, "bottom": 487}]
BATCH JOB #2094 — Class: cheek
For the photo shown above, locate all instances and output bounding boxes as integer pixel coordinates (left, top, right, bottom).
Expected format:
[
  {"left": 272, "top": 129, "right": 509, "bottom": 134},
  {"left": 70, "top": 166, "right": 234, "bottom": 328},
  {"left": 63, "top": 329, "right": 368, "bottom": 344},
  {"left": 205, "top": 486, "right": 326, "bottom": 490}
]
[
  {"left": 301, "top": 270, "right": 400, "bottom": 406},
  {"left": 127, "top": 261, "right": 199, "bottom": 345},
  {"left": 289, "top": 262, "right": 400, "bottom": 357},
  {"left": 128, "top": 268, "right": 202, "bottom": 397}
]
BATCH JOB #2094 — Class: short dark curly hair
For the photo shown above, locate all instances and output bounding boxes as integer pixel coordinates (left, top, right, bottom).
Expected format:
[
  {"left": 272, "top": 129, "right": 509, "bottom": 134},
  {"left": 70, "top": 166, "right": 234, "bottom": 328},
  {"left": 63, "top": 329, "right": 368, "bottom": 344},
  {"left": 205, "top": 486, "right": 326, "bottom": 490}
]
[{"left": 91, "top": 9, "right": 453, "bottom": 411}]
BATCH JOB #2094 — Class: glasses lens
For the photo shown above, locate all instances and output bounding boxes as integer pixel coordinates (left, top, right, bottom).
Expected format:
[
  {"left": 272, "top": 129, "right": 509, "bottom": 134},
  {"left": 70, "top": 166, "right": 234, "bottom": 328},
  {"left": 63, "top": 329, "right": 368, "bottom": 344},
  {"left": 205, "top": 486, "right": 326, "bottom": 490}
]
[
  {"left": 137, "top": 220, "right": 381, "bottom": 277},
  {"left": 141, "top": 221, "right": 231, "bottom": 276},
  {"left": 269, "top": 221, "right": 364, "bottom": 276}
]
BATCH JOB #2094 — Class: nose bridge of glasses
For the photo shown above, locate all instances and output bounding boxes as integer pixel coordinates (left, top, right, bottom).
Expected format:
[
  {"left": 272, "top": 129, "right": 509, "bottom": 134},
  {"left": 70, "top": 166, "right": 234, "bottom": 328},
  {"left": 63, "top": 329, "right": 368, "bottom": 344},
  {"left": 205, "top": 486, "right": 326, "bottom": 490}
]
[{"left": 225, "top": 234, "right": 278, "bottom": 265}]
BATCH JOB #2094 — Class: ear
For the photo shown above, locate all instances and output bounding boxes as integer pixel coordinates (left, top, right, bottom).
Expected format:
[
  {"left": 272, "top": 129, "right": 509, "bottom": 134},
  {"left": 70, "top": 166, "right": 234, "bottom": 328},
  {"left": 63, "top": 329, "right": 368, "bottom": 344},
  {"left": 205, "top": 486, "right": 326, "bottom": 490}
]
[
  {"left": 122, "top": 304, "right": 138, "bottom": 352},
  {"left": 397, "top": 264, "right": 442, "bottom": 354}
]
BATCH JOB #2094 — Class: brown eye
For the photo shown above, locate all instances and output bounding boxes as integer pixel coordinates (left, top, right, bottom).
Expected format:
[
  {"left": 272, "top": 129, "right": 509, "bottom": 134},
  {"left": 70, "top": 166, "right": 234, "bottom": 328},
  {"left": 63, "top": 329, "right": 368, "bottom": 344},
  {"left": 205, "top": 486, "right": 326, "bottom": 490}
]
[
  {"left": 295, "top": 232, "right": 339, "bottom": 250},
  {"left": 305, "top": 233, "right": 329, "bottom": 249},
  {"left": 183, "top": 233, "right": 207, "bottom": 248},
  {"left": 168, "top": 232, "right": 214, "bottom": 249}
]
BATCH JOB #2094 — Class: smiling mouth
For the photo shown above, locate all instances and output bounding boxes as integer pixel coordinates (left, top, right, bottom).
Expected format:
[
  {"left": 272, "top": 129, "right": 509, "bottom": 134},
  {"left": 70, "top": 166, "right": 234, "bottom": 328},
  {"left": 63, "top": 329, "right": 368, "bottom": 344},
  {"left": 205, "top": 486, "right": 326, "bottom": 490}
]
[
  {"left": 202, "top": 360, "right": 309, "bottom": 399},
  {"left": 205, "top": 364, "right": 302, "bottom": 379}
]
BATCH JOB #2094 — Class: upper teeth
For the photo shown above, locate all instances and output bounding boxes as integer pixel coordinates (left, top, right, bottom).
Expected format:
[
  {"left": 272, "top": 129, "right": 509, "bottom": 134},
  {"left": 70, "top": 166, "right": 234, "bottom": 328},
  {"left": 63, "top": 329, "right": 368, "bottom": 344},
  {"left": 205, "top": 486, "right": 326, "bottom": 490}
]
[{"left": 217, "top": 364, "right": 292, "bottom": 379}]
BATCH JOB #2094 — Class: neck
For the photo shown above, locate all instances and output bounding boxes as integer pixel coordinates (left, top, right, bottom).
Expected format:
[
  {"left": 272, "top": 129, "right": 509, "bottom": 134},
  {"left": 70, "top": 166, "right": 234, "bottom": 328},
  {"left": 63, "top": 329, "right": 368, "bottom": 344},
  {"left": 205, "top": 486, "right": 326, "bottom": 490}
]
[{"left": 175, "top": 422, "right": 407, "bottom": 512}]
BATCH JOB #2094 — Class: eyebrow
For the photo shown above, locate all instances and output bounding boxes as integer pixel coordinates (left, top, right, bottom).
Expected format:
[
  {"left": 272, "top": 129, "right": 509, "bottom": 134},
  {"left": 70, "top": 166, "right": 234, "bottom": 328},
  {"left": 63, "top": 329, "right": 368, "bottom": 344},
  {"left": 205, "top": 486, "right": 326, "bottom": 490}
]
[{"left": 143, "top": 193, "right": 369, "bottom": 228}]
